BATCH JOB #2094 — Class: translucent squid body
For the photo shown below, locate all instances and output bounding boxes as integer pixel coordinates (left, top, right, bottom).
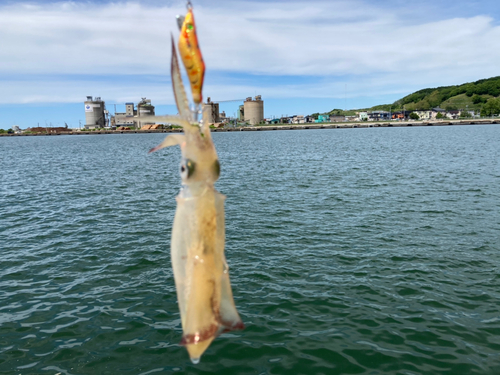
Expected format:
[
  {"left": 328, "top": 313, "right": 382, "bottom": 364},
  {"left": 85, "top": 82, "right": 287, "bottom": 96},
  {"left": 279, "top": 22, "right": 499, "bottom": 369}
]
[{"left": 146, "top": 2, "right": 244, "bottom": 364}]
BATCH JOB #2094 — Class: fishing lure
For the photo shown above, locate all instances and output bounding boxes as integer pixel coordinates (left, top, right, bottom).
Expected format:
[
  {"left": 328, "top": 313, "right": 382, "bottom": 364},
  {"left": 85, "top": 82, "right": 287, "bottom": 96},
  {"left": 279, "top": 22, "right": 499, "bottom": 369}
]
[
  {"left": 177, "top": 2, "right": 205, "bottom": 106},
  {"left": 145, "top": 2, "right": 243, "bottom": 364}
]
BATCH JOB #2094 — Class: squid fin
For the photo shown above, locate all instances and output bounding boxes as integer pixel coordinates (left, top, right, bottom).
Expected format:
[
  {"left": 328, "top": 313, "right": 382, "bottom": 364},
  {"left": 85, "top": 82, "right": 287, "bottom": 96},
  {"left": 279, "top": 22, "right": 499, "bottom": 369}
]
[
  {"left": 148, "top": 134, "right": 186, "bottom": 153},
  {"left": 200, "top": 105, "right": 212, "bottom": 137},
  {"left": 219, "top": 271, "right": 245, "bottom": 331}
]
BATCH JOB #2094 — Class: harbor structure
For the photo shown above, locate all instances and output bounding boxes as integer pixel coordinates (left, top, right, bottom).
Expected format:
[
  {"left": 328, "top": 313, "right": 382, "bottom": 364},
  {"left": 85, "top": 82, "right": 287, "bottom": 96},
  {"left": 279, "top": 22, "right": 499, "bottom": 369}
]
[
  {"left": 243, "top": 95, "right": 264, "bottom": 125},
  {"left": 84, "top": 96, "right": 108, "bottom": 129}
]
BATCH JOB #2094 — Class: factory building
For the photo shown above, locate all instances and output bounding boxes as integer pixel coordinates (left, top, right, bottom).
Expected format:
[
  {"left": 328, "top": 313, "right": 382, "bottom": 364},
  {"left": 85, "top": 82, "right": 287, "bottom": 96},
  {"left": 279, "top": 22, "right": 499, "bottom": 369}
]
[
  {"left": 243, "top": 96, "right": 264, "bottom": 125},
  {"left": 136, "top": 98, "right": 156, "bottom": 128},
  {"left": 84, "top": 96, "right": 108, "bottom": 129},
  {"left": 112, "top": 98, "right": 155, "bottom": 128},
  {"left": 112, "top": 103, "right": 136, "bottom": 127},
  {"left": 203, "top": 97, "right": 220, "bottom": 124}
]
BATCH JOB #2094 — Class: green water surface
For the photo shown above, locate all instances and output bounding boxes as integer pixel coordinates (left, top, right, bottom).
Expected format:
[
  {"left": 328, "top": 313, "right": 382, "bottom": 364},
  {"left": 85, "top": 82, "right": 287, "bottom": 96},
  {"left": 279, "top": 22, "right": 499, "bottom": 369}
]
[{"left": 1, "top": 125, "right": 500, "bottom": 374}]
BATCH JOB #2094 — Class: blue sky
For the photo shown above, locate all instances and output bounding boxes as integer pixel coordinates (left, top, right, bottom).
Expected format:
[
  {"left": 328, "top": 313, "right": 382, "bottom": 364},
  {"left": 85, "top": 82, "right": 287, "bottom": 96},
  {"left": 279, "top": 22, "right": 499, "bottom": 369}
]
[{"left": 1, "top": 0, "right": 499, "bottom": 129}]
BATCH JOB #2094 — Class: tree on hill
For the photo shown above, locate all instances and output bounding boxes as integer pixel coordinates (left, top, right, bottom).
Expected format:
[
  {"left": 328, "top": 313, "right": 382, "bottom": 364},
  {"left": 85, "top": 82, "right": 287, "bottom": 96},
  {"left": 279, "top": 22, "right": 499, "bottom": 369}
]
[
  {"left": 328, "top": 108, "right": 343, "bottom": 115},
  {"left": 480, "top": 98, "right": 500, "bottom": 117},
  {"left": 398, "top": 76, "right": 500, "bottom": 108},
  {"left": 472, "top": 95, "right": 487, "bottom": 104},
  {"left": 332, "top": 76, "right": 500, "bottom": 116}
]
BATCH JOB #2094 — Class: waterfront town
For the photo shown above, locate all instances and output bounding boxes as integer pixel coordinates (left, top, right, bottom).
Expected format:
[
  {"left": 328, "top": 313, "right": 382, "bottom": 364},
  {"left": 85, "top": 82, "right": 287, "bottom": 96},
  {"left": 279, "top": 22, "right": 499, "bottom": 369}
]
[
  {"left": 1, "top": 94, "right": 485, "bottom": 136},
  {"left": 68, "top": 95, "right": 486, "bottom": 128}
]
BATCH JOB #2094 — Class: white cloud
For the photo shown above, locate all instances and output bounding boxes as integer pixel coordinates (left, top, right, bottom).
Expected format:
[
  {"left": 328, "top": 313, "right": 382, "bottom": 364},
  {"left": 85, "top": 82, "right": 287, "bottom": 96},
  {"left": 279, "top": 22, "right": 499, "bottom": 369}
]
[{"left": 0, "top": 0, "right": 499, "bottom": 104}]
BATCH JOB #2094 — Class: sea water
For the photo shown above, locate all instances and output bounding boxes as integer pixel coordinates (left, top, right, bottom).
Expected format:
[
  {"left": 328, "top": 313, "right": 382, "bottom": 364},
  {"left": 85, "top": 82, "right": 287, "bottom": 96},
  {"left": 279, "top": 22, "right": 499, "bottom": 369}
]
[{"left": 1, "top": 125, "right": 499, "bottom": 374}]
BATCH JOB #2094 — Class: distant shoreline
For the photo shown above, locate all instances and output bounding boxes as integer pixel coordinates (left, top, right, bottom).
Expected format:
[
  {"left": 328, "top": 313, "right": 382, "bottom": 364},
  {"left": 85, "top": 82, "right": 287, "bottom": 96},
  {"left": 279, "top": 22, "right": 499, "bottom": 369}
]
[{"left": 1, "top": 119, "right": 498, "bottom": 137}]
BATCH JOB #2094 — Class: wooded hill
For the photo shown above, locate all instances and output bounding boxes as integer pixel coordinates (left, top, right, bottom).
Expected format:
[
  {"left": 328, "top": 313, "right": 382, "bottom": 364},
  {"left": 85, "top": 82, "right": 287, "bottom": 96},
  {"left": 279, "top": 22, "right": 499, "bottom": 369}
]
[{"left": 323, "top": 76, "right": 500, "bottom": 117}]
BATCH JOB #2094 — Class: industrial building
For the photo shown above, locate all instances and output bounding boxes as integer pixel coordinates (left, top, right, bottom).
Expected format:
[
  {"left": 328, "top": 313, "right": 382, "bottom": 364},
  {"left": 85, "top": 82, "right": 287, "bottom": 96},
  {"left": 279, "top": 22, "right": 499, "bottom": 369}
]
[
  {"left": 84, "top": 95, "right": 263, "bottom": 129},
  {"left": 205, "top": 95, "right": 264, "bottom": 125},
  {"left": 243, "top": 96, "right": 264, "bottom": 125},
  {"left": 84, "top": 96, "right": 108, "bottom": 129},
  {"left": 111, "top": 98, "right": 155, "bottom": 128},
  {"left": 203, "top": 97, "right": 220, "bottom": 124},
  {"left": 238, "top": 105, "right": 244, "bottom": 121},
  {"left": 136, "top": 98, "right": 156, "bottom": 128}
]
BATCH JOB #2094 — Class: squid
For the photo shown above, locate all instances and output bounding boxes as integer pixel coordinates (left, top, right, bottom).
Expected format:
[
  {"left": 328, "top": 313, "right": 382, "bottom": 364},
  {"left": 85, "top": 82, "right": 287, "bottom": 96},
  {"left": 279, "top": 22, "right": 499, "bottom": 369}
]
[{"left": 145, "top": 1, "right": 244, "bottom": 364}]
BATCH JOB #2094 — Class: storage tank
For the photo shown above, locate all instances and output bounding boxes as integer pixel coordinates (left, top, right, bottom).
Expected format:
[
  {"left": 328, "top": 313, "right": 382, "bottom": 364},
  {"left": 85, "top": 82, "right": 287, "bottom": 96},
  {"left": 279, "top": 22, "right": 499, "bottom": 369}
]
[
  {"left": 84, "top": 96, "right": 106, "bottom": 129},
  {"left": 202, "top": 97, "right": 220, "bottom": 124},
  {"left": 137, "top": 98, "right": 155, "bottom": 127},
  {"left": 243, "top": 95, "right": 264, "bottom": 125}
]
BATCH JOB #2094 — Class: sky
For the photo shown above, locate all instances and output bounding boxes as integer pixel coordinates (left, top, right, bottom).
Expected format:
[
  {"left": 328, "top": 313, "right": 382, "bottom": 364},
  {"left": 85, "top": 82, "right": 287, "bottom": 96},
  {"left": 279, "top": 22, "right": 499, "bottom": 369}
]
[{"left": 1, "top": 0, "right": 499, "bottom": 129}]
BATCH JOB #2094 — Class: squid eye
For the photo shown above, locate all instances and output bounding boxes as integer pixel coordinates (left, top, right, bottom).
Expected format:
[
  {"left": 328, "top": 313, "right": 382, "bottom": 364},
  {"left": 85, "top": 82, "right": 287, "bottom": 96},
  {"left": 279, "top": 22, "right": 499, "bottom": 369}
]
[{"left": 180, "top": 159, "right": 196, "bottom": 179}]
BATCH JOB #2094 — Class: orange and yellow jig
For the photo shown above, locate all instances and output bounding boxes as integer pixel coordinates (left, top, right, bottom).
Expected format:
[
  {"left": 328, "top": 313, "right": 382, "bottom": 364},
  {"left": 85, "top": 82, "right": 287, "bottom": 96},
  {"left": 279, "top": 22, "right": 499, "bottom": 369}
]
[{"left": 178, "top": 3, "right": 205, "bottom": 105}]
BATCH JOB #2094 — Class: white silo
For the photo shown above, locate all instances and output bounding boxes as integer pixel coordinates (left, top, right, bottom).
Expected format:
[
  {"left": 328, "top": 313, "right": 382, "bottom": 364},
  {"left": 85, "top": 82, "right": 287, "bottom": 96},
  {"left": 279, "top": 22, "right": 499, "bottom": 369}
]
[
  {"left": 243, "top": 95, "right": 264, "bottom": 125},
  {"left": 84, "top": 96, "right": 106, "bottom": 129}
]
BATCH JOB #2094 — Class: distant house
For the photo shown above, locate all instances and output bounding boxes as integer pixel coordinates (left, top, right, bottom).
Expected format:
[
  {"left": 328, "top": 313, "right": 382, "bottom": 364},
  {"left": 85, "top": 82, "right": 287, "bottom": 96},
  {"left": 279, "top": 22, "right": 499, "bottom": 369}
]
[
  {"left": 292, "top": 115, "right": 305, "bottom": 124},
  {"left": 446, "top": 110, "right": 460, "bottom": 119},
  {"left": 315, "top": 114, "right": 330, "bottom": 123},
  {"left": 358, "top": 112, "right": 368, "bottom": 121},
  {"left": 305, "top": 115, "right": 315, "bottom": 123},
  {"left": 392, "top": 110, "right": 411, "bottom": 120},
  {"left": 392, "top": 111, "right": 404, "bottom": 120},
  {"left": 329, "top": 115, "right": 345, "bottom": 122},
  {"left": 431, "top": 107, "right": 447, "bottom": 119},
  {"left": 414, "top": 110, "right": 432, "bottom": 120},
  {"left": 368, "top": 111, "right": 391, "bottom": 121}
]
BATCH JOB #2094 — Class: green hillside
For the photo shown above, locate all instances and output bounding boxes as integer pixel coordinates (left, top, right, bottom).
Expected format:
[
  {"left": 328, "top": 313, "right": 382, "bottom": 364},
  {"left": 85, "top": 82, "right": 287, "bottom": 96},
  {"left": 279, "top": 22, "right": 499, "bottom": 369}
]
[
  {"left": 323, "top": 76, "right": 500, "bottom": 117},
  {"left": 395, "top": 76, "right": 500, "bottom": 112}
]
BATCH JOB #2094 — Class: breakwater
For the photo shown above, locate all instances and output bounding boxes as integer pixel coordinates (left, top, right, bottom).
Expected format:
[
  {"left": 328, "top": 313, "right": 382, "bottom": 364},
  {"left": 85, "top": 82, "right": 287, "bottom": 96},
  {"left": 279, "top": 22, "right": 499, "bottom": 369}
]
[{"left": 1, "top": 119, "right": 498, "bottom": 136}]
